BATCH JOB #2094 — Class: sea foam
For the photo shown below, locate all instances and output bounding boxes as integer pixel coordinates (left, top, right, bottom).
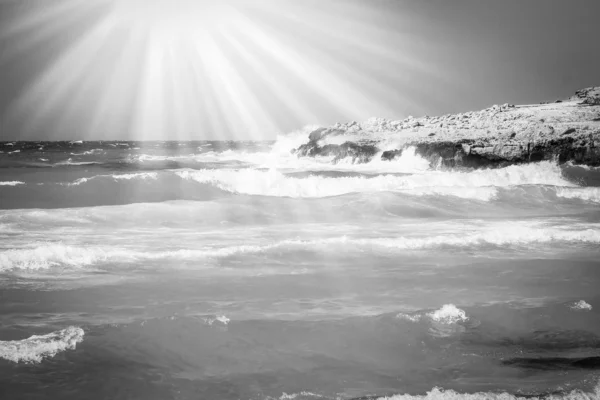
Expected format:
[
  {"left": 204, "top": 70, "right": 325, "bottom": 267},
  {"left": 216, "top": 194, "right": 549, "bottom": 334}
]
[{"left": 0, "top": 326, "right": 84, "bottom": 363}]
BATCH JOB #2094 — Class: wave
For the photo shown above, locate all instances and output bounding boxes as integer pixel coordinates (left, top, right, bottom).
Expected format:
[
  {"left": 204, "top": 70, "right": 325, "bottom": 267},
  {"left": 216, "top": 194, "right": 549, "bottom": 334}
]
[
  {"left": 0, "top": 326, "right": 84, "bottom": 363},
  {"left": 0, "top": 181, "right": 25, "bottom": 186},
  {"left": 175, "top": 161, "right": 574, "bottom": 200},
  {"left": 0, "top": 243, "right": 275, "bottom": 271},
  {"left": 556, "top": 187, "right": 600, "bottom": 203},
  {"left": 201, "top": 315, "right": 231, "bottom": 326},
  {"left": 54, "top": 159, "right": 101, "bottom": 166},
  {"left": 65, "top": 172, "right": 158, "bottom": 186},
  {"left": 4, "top": 224, "right": 598, "bottom": 271},
  {"left": 279, "top": 383, "right": 600, "bottom": 400},
  {"left": 0, "top": 245, "right": 130, "bottom": 271},
  {"left": 428, "top": 304, "right": 469, "bottom": 324},
  {"left": 70, "top": 149, "right": 104, "bottom": 156},
  {"left": 396, "top": 304, "right": 469, "bottom": 324},
  {"left": 372, "top": 385, "right": 600, "bottom": 400},
  {"left": 570, "top": 300, "right": 593, "bottom": 311}
]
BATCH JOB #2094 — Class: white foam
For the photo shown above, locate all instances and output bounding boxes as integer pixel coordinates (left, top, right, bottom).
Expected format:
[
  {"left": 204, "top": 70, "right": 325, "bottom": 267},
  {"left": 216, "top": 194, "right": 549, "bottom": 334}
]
[
  {"left": 428, "top": 304, "right": 468, "bottom": 324},
  {"left": 570, "top": 300, "right": 593, "bottom": 311},
  {"left": 112, "top": 173, "right": 158, "bottom": 181},
  {"left": 376, "top": 385, "right": 600, "bottom": 400},
  {"left": 202, "top": 315, "right": 230, "bottom": 326},
  {"left": 556, "top": 187, "right": 600, "bottom": 203},
  {"left": 0, "top": 245, "right": 122, "bottom": 271},
  {"left": 0, "top": 326, "right": 84, "bottom": 363},
  {"left": 70, "top": 149, "right": 103, "bottom": 156},
  {"left": 279, "top": 392, "right": 324, "bottom": 400},
  {"left": 0, "top": 244, "right": 266, "bottom": 271},
  {"left": 0, "top": 181, "right": 25, "bottom": 186},
  {"left": 396, "top": 313, "right": 423, "bottom": 322},
  {"left": 55, "top": 158, "right": 99, "bottom": 166},
  {"left": 66, "top": 172, "right": 158, "bottom": 186},
  {"left": 356, "top": 225, "right": 600, "bottom": 249}
]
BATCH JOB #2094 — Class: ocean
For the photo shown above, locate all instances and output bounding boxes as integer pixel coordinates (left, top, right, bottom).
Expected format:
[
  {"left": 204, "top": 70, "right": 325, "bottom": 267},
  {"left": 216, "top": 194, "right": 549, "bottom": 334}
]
[{"left": 1, "top": 136, "right": 600, "bottom": 400}]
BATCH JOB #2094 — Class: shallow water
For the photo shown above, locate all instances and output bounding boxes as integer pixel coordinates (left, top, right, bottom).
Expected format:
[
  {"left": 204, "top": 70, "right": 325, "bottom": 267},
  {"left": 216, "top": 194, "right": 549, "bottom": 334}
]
[{"left": 1, "top": 138, "right": 600, "bottom": 400}]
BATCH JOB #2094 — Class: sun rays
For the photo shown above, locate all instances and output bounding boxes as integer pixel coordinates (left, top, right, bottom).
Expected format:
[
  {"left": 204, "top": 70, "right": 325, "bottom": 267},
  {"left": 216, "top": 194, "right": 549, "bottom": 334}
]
[{"left": 1, "top": 0, "right": 436, "bottom": 140}]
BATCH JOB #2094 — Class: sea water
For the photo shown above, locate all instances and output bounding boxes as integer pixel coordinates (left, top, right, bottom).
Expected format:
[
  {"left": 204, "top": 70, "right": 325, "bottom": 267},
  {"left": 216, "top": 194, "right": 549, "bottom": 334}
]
[{"left": 0, "top": 135, "right": 599, "bottom": 400}]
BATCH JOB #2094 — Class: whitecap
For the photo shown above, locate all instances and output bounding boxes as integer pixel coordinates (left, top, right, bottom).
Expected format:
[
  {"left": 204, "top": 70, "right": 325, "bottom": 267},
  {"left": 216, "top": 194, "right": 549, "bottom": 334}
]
[
  {"left": 396, "top": 313, "right": 423, "bottom": 322},
  {"left": 0, "top": 245, "right": 118, "bottom": 271},
  {"left": 279, "top": 392, "right": 325, "bottom": 399},
  {"left": 0, "top": 326, "right": 84, "bottom": 363},
  {"left": 556, "top": 187, "right": 600, "bottom": 203},
  {"left": 376, "top": 385, "right": 600, "bottom": 400},
  {"left": 65, "top": 172, "right": 158, "bottom": 186},
  {"left": 570, "top": 300, "right": 593, "bottom": 311},
  {"left": 202, "top": 315, "right": 230, "bottom": 326},
  {"left": 0, "top": 181, "right": 25, "bottom": 186},
  {"left": 428, "top": 304, "right": 468, "bottom": 324}
]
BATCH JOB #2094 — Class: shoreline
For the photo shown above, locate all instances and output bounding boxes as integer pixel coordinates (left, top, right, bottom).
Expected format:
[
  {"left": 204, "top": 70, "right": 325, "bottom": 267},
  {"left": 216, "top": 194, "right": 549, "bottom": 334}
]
[{"left": 294, "top": 87, "right": 600, "bottom": 168}]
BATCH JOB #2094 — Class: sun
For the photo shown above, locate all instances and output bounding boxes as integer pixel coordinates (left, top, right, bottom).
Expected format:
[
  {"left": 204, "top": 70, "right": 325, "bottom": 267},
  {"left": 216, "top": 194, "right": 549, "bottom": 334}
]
[{"left": 1, "top": 0, "right": 435, "bottom": 141}]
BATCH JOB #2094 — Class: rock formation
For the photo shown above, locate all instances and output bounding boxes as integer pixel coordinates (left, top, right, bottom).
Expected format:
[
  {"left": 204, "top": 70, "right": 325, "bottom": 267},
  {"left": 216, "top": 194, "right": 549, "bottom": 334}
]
[{"left": 294, "top": 87, "right": 600, "bottom": 168}]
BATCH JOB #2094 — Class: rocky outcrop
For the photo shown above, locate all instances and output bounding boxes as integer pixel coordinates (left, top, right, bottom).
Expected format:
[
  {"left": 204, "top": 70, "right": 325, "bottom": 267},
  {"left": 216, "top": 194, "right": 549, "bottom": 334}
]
[
  {"left": 293, "top": 87, "right": 600, "bottom": 168},
  {"left": 295, "top": 141, "right": 378, "bottom": 164}
]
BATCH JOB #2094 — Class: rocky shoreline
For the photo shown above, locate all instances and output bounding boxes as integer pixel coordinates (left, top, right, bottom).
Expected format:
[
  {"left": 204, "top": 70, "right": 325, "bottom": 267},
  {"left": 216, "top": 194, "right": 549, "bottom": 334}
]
[{"left": 294, "top": 87, "right": 600, "bottom": 168}]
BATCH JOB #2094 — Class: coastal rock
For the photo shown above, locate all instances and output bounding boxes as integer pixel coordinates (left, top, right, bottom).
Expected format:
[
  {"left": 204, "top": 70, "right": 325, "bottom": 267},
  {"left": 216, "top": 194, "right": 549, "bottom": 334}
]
[
  {"left": 293, "top": 87, "right": 600, "bottom": 168},
  {"left": 381, "top": 149, "right": 403, "bottom": 161},
  {"left": 571, "top": 87, "right": 600, "bottom": 106},
  {"left": 295, "top": 141, "right": 378, "bottom": 164}
]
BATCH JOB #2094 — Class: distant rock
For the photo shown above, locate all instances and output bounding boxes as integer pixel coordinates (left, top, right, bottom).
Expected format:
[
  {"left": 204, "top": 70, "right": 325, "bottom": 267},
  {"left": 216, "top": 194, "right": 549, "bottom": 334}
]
[{"left": 570, "top": 87, "right": 600, "bottom": 105}]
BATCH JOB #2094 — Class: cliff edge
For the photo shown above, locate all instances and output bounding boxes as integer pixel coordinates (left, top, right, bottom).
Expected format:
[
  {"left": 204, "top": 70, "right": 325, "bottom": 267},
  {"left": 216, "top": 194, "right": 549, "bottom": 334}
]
[{"left": 294, "top": 87, "right": 600, "bottom": 168}]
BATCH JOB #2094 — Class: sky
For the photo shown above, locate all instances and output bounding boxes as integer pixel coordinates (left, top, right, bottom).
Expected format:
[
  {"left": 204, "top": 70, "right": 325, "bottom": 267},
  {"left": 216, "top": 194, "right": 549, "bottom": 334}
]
[{"left": 0, "top": 0, "right": 599, "bottom": 141}]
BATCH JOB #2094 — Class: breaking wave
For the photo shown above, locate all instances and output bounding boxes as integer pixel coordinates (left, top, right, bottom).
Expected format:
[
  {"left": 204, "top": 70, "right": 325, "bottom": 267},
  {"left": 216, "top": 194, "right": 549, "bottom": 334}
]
[
  {"left": 0, "top": 326, "right": 84, "bottom": 363},
  {"left": 373, "top": 385, "right": 600, "bottom": 400},
  {"left": 556, "top": 187, "right": 600, "bottom": 203},
  {"left": 570, "top": 300, "right": 593, "bottom": 311},
  {"left": 0, "top": 181, "right": 25, "bottom": 186},
  {"left": 428, "top": 304, "right": 469, "bottom": 324},
  {"left": 65, "top": 172, "right": 158, "bottom": 186},
  {"left": 0, "top": 245, "right": 132, "bottom": 271},
  {"left": 277, "top": 383, "right": 600, "bottom": 400},
  {"left": 396, "top": 304, "right": 469, "bottom": 324},
  {"left": 175, "top": 161, "right": 573, "bottom": 200},
  {"left": 4, "top": 224, "right": 598, "bottom": 271}
]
